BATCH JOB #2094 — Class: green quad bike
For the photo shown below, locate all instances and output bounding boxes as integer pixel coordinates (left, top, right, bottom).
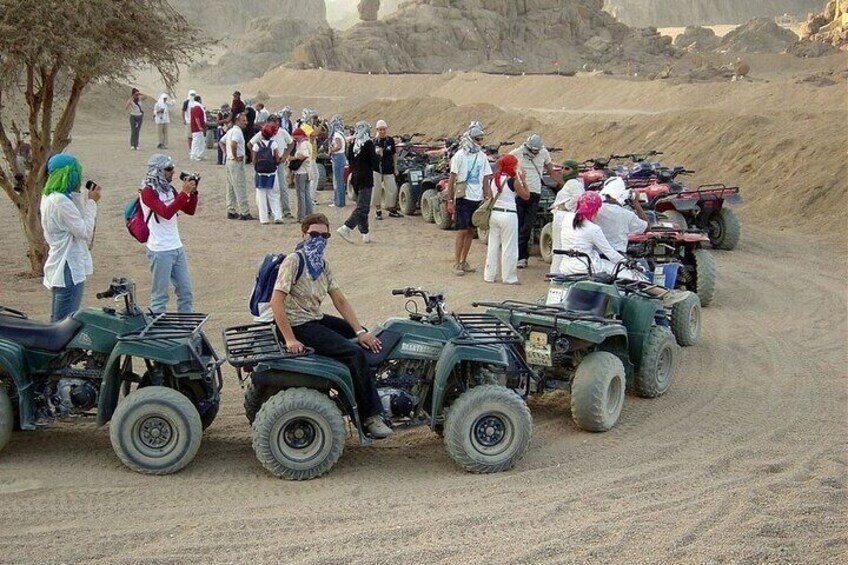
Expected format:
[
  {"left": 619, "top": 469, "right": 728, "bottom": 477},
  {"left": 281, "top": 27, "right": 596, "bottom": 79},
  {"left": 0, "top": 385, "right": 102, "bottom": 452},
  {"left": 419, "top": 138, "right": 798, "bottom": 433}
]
[
  {"left": 477, "top": 251, "right": 684, "bottom": 432},
  {"left": 222, "top": 287, "right": 533, "bottom": 480},
  {"left": 0, "top": 278, "right": 223, "bottom": 474}
]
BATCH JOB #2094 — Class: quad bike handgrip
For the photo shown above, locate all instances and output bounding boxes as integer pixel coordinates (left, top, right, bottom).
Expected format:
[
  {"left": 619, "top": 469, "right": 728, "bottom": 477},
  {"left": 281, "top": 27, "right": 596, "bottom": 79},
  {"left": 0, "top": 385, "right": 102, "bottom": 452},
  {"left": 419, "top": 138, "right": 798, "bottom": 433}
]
[
  {"left": 391, "top": 289, "right": 408, "bottom": 296},
  {"left": 96, "top": 289, "right": 116, "bottom": 299}
]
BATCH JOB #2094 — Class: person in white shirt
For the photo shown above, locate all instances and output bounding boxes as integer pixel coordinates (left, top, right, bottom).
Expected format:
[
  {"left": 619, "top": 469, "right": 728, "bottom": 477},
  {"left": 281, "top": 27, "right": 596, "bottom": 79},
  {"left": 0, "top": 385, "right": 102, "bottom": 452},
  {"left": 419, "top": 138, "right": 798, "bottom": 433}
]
[
  {"left": 40, "top": 154, "right": 100, "bottom": 321},
  {"left": 248, "top": 123, "right": 285, "bottom": 224},
  {"left": 153, "top": 93, "right": 173, "bottom": 149},
  {"left": 139, "top": 154, "right": 199, "bottom": 313},
  {"left": 510, "top": 134, "right": 563, "bottom": 268},
  {"left": 550, "top": 159, "right": 585, "bottom": 274},
  {"left": 594, "top": 177, "right": 649, "bottom": 253},
  {"left": 249, "top": 117, "right": 294, "bottom": 221},
  {"left": 182, "top": 89, "right": 197, "bottom": 150},
  {"left": 559, "top": 191, "right": 625, "bottom": 276},
  {"left": 327, "top": 115, "right": 348, "bottom": 208},
  {"left": 485, "top": 154, "right": 530, "bottom": 285},
  {"left": 223, "top": 112, "right": 252, "bottom": 220},
  {"left": 255, "top": 103, "right": 270, "bottom": 125},
  {"left": 446, "top": 124, "right": 493, "bottom": 276},
  {"left": 290, "top": 127, "right": 314, "bottom": 221}
]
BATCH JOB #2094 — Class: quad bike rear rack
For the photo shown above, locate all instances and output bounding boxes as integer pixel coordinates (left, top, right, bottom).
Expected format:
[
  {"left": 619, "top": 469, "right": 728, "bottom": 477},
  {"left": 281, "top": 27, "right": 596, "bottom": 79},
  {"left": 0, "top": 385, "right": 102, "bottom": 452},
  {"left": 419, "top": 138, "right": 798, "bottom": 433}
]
[
  {"left": 452, "top": 313, "right": 525, "bottom": 346},
  {"left": 665, "top": 184, "right": 741, "bottom": 202},
  {"left": 472, "top": 300, "right": 622, "bottom": 326},
  {"left": 119, "top": 312, "right": 209, "bottom": 342},
  {"left": 222, "top": 323, "right": 313, "bottom": 371}
]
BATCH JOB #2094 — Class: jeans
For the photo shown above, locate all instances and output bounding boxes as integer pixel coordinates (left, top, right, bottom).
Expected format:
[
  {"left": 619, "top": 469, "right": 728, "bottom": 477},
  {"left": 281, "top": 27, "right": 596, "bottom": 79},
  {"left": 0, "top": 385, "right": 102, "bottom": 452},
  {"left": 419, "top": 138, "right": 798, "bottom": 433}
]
[
  {"left": 51, "top": 264, "right": 85, "bottom": 322},
  {"left": 292, "top": 315, "right": 382, "bottom": 418},
  {"left": 147, "top": 246, "right": 193, "bottom": 313},
  {"left": 129, "top": 115, "right": 143, "bottom": 148},
  {"left": 294, "top": 172, "right": 314, "bottom": 221},
  {"left": 345, "top": 185, "right": 372, "bottom": 235},
  {"left": 516, "top": 192, "right": 541, "bottom": 261},
  {"left": 331, "top": 152, "right": 347, "bottom": 207}
]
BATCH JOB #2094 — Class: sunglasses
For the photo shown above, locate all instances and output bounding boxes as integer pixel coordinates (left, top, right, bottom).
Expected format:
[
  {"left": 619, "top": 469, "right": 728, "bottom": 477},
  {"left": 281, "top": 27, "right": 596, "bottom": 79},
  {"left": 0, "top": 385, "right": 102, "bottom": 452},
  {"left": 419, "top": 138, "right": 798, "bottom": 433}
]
[
  {"left": 307, "top": 231, "right": 331, "bottom": 239},
  {"left": 164, "top": 166, "right": 175, "bottom": 172},
  {"left": 473, "top": 137, "right": 484, "bottom": 142}
]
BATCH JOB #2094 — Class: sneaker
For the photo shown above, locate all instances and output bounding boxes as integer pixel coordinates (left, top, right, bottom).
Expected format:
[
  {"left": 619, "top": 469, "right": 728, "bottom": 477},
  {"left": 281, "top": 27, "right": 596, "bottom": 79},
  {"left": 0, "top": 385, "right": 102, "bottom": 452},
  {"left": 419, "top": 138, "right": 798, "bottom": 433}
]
[
  {"left": 453, "top": 263, "right": 465, "bottom": 276},
  {"left": 328, "top": 203, "right": 336, "bottom": 208},
  {"left": 239, "top": 213, "right": 254, "bottom": 221},
  {"left": 517, "top": 259, "right": 528, "bottom": 269},
  {"left": 375, "top": 210, "right": 383, "bottom": 221},
  {"left": 337, "top": 225, "right": 354, "bottom": 243},
  {"left": 364, "top": 415, "right": 394, "bottom": 439},
  {"left": 227, "top": 212, "right": 239, "bottom": 220},
  {"left": 260, "top": 221, "right": 270, "bottom": 225},
  {"left": 388, "top": 210, "right": 403, "bottom": 218},
  {"left": 461, "top": 261, "right": 477, "bottom": 273},
  {"left": 284, "top": 212, "right": 295, "bottom": 219},
  {"left": 504, "top": 280, "right": 522, "bottom": 285},
  {"left": 273, "top": 219, "right": 285, "bottom": 225},
  {"left": 362, "top": 233, "right": 371, "bottom": 244}
]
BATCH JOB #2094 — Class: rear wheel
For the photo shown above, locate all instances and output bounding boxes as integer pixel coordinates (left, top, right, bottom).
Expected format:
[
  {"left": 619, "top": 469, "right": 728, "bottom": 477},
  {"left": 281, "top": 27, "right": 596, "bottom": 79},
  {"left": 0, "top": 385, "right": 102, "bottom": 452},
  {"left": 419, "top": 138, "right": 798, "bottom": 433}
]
[
  {"left": 420, "top": 189, "right": 436, "bottom": 223},
  {"left": 671, "top": 293, "right": 701, "bottom": 346},
  {"left": 635, "top": 326, "right": 678, "bottom": 398},
  {"left": 708, "top": 208, "right": 741, "bottom": 250},
  {"left": 252, "top": 388, "right": 346, "bottom": 480},
  {"left": 110, "top": 386, "right": 202, "bottom": 475},
  {"left": 693, "top": 249, "right": 717, "bottom": 307},
  {"left": 570, "top": 352, "right": 626, "bottom": 432},
  {"left": 0, "top": 386, "right": 13, "bottom": 453},
  {"left": 399, "top": 182, "right": 416, "bottom": 215},
  {"left": 433, "top": 197, "right": 452, "bottom": 230},
  {"left": 444, "top": 385, "right": 533, "bottom": 474},
  {"left": 539, "top": 222, "right": 553, "bottom": 264}
]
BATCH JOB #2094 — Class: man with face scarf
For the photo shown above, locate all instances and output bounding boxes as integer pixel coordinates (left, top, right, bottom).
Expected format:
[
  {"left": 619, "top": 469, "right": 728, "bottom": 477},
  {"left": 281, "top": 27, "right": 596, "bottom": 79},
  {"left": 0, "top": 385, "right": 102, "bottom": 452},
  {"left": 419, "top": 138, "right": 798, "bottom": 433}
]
[
  {"left": 139, "top": 154, "right": 199, "bottom": 313},
  {"left": 327, "top": 115, "right": 348, "bottom": 208},
  {"left": 446, "top": 124, "right": 493, "bottom": 276},
  {"left": 338, "top": 121, "right": 379, "bottom": 243},
  {"left": 509, "top": 133, "right": 563, "bottom": 269},
  {"left": 40, "top": 154, "right": 101, "bottom": 321},
  {"left": 270, "top": 213, "right": 393, "bottom": 439}
]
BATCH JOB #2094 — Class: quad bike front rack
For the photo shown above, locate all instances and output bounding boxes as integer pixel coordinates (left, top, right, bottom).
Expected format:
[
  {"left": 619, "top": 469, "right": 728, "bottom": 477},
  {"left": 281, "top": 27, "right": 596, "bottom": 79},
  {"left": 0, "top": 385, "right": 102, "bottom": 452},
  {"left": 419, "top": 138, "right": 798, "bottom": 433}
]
[{"left": 452, "top": 313, "right": 525, "bottom": 346}]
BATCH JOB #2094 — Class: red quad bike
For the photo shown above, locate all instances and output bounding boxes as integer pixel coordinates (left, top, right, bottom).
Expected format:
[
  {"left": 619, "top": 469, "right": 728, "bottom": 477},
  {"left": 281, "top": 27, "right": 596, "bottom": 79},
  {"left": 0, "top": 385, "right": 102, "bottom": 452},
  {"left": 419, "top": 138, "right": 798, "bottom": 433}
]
[
  {"left": 629, "top": 167, "right": 742, "bottom": 251},
  {"left": 627, "top": 224, "right": 717, "bottom": 308}
]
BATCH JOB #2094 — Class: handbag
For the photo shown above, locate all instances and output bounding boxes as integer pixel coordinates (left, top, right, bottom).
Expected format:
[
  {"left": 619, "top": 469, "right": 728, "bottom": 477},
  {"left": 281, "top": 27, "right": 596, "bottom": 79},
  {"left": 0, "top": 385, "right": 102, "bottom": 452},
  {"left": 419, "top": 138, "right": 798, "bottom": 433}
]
[
  {"left": 454, "top": 152, "right": 479, "bottom": 200},
  {"left": 472, "top": 177, "right": 506, "bottom": 230}
]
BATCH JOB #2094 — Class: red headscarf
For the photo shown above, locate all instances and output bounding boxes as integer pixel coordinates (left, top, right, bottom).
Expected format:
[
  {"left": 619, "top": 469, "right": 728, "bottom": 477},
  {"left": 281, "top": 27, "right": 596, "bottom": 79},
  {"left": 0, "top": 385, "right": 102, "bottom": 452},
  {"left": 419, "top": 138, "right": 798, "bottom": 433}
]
[
  {"left": 576, "top": 191, "right": 602, "bottom": 221},
  {"left": 495, "top": 154, "right": 519, "bottom": 191},
  {"left": 292, "top": 128, "right": 306, "bottom": 139},
  {"left": 261, "top": 122, "right": 279, "bottom": 139}
]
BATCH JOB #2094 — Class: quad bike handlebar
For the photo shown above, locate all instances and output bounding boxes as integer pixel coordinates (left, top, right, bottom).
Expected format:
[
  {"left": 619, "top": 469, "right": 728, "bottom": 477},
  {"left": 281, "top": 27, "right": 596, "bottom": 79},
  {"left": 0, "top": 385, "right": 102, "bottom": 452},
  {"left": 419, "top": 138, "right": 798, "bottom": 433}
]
[
  {"left": 551, "top": 250, "right": 645, "bottom": 283},
  {"left": 392, "top": 287, "right": 447, "bottom": 323}
]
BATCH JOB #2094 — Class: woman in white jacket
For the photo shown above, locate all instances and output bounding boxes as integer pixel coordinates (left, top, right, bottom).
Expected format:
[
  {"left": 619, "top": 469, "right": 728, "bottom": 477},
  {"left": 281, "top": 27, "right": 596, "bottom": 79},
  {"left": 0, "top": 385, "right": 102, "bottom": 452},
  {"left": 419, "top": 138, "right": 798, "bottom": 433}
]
[{"left": 559, "top": 191, "right": 624, "bottom": 276}]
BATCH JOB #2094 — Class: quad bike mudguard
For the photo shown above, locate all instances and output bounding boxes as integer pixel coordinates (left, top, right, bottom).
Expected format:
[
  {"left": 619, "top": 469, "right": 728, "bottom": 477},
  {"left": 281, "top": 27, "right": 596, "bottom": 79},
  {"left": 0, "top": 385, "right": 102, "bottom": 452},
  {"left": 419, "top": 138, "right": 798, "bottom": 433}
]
[
  {"left": 620, "top": 296, "right": 665, "bottom": 369},
  {"left": 429, "top": 341, "right": 510, "bottom": 428},
  {"left": 0, "top": 338, "right": 35, "bottom": 429}
]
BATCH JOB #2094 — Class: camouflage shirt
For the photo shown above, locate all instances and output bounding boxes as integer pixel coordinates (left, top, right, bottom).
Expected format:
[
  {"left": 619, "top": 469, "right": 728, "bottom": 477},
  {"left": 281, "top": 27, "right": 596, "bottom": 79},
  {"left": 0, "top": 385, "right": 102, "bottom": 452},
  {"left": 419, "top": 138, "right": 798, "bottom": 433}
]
[{"left": 273, "top": 253, "right": 339, "bottom": 327}]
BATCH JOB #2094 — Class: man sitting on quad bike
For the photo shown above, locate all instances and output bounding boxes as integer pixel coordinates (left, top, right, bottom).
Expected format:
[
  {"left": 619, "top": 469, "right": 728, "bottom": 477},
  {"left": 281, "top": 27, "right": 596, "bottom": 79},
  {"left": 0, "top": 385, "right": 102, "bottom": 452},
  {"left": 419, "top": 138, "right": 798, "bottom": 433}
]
[
  {"left": 269, "top": 213, "right": 394, "bottom": 439},
  {"left": 595, "top": 177, "right": 649, "bottom": 253}
]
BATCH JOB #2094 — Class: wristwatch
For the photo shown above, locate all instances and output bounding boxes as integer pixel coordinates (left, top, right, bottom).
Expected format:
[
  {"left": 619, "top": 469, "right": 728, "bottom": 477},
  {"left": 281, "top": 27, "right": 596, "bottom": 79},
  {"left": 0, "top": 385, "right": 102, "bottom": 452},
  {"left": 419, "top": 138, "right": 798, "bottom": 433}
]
[{"left": 356, "top": 329, "right": 367, "bottom": 336}]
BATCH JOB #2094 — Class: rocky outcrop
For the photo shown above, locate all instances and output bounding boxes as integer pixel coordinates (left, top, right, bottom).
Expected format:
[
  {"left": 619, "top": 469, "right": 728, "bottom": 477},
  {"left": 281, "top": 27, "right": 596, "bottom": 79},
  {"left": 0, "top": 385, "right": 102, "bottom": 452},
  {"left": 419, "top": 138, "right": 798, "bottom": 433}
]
[
  {"left": 291, "top": 0, "right": 678, "bottom": 75},
  {"left": 170, "top": 0, "right": 328, "bottom": 37},
  {"left": 673, "top": 26, "right": 721, "bottom": 50},
  {"left": 603, "top": 0, "right": 823, "bottom": 27},
  {"left": 717, "top": 18, "right": 799, "bottom": 52},
  {"left": 800, "top": 0, "right": 848, "bottom": 48}
]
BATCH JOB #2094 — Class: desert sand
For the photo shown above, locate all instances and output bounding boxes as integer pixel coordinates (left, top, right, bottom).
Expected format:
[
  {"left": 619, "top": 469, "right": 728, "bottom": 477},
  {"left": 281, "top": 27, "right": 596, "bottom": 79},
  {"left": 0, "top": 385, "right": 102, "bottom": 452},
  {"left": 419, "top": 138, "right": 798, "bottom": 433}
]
[{"left": 0, "top": 55, "right": 846, "bottom": 563}]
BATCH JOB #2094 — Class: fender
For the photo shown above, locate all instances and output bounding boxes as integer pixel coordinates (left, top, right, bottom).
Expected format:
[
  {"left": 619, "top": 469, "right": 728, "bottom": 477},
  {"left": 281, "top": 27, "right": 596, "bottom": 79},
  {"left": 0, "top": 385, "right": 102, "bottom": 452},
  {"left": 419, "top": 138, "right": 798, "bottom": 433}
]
[
  {"left": 429, "top": 342, "right": 509, "bottom": 428},
  {"left": 0, "top": 339, "right": 35, "bottom": 430}
]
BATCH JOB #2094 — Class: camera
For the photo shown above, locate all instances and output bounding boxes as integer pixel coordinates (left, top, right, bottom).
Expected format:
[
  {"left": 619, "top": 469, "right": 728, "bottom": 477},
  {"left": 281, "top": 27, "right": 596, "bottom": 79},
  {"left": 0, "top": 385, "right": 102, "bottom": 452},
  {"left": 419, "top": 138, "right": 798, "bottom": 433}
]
[
  {"left": 179, "top": 172, "right": 201, "bottom": 184},
  {"left": 85, "top": 180, "right": 98, "bottom": 191}
]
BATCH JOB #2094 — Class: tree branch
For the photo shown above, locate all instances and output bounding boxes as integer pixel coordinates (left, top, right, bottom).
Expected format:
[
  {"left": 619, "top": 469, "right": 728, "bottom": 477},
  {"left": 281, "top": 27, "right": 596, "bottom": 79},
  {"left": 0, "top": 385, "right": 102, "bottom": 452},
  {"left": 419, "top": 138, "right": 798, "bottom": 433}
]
[{"left": 53, "top": 76, "right": 87, "bottom": 152}]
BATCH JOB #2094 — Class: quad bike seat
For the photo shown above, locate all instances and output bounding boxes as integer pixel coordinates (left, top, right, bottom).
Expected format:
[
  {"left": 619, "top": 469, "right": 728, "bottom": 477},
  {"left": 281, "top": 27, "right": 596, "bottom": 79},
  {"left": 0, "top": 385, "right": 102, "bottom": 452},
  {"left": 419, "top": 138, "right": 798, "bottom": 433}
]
[
  {"left": 563, "top": 287, "right": 611, "bottom": 319},
  {"left": 361, "top": 330, "right": 403, "bottom": 368},
  {"left": 0, "top": 315, "right": 82, "bottom": 352}
]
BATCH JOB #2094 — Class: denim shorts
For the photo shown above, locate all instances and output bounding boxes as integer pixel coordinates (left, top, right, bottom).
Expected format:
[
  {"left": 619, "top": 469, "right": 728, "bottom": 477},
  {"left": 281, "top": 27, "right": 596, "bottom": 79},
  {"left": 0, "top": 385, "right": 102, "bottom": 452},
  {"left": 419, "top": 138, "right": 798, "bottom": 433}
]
[{"left": 454, "top": 198, "right": 481, "bottom": 230}]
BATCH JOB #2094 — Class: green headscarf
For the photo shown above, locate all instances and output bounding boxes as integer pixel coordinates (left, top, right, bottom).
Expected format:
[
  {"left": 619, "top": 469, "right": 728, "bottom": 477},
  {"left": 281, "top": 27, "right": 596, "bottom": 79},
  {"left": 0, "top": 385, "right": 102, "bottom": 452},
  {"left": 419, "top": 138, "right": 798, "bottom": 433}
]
[
  {"left": 43, "top": 154, "right": 82, "bottom": 198},
  {"left": 562, "top": 159, "right": 579, "bottom": 181}
]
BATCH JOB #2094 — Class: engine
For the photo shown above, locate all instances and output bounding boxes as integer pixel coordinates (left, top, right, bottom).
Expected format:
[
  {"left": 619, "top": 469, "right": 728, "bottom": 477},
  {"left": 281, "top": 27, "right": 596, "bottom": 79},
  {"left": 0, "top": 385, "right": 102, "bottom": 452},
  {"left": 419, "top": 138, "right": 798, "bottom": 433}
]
[
  {"left": 374, "top": 359, "right": 428, "bottom": 419},
  {"left": 377, "top": 388, "right": 418, "bottom": 419},
  {"left": 36, "top": 353, "right": 104, "bottom": 420}
]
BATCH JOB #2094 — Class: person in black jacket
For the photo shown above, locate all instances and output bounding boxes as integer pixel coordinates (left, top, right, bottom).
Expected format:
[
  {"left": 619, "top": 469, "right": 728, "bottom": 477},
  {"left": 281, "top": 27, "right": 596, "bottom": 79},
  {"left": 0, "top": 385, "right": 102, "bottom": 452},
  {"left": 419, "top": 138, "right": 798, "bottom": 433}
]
[{"left": 337, "top": 121, "right": 379, "bottom": 244}]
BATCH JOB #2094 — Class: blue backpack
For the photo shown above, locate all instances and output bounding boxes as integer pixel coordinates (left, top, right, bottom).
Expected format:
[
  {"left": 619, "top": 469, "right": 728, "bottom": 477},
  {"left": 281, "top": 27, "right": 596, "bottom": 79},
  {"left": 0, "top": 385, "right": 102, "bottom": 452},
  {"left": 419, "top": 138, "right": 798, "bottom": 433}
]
[
  {"left": 254, "top": 139, "right": 277, "bottom": 174},
  {"left": 249, "top": 251, "right": 307, "bottom": 322}
]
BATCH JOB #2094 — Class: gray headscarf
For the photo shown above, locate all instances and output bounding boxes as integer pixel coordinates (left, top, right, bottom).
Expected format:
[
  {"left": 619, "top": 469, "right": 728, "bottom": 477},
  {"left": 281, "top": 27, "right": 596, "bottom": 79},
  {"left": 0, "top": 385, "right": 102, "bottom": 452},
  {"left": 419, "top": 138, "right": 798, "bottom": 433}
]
[
  {"left": 353, "top": 121, "right": 371, "bottom": 156},
  {"left": 301, "top": 107, "right": 317, "bottom": 123},
  {"left": 459, "top": 125, "right": 485, "bottom": 154},
  {"left": 144, "top": 154, "right": 174, "bottom": 193},
  {"left": 280, "top": 106, "right": 292, "bottom": 119},
  {"left": 328, "top": 114, "right": 344, "bottom": 139}
]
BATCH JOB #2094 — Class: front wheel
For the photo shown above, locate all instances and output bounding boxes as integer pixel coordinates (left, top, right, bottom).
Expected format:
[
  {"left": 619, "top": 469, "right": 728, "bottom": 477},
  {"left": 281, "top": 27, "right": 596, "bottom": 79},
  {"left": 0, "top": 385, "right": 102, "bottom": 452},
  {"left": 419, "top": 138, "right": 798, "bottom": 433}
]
[
  {"left": 671, "top": 292, "right": 701, "bottom": 346},
  {"left": 420, "top": 189, "right": 436, "bottom": 222},
  {"left": 444, "top": 385, "right": 533, "bottom": 474},
  {"left": 693, "top": 249, "right": 717, "bottom": 307},
  {"left": 708, "top": 208, "right": 741, "bottom": 250},
  {"left": 539, "top": 222, "right": 553, "bottom": 264},
  {"left": 570, "top": 352, "right": 626, "bottom": 432},
  {"left": 433, "top": 197, "right": 453, "bottom": 230},
  {"left": 634, "top": 326, "right": 678, "bottom": 398},
  {"left": 110, "top": 386, "right": 203, "bottom": 475},
  {"left": 0, "top": 386, "right": 13, "bottom": 453},
  {"left": 399, "top": 182, "right": 416, "bottom": 215},
  {"left": 252, "top": 388, "right": 346, "bottom": 480}
]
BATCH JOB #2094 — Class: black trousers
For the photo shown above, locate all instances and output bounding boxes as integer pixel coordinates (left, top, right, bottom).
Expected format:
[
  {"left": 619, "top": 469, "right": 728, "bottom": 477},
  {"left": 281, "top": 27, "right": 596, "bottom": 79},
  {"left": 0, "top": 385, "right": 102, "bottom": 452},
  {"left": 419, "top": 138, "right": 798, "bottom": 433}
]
[
  {"left": 516, "top": 192, "right": 541, "bottom": 261},
  {"left": 292, "top": 315, "right": 381, "bottom": 417},
  {"left": 344, "top": 185, "right": 372, "bottom": 235}
]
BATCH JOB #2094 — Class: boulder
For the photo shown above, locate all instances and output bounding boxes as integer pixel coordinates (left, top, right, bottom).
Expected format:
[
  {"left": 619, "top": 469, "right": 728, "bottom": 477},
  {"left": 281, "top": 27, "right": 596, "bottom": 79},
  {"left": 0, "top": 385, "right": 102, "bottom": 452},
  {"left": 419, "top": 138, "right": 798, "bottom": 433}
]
[
  {"left": 674, "top": 26, "right": 721, "bottom": 51},
  {"left": 717, "top": 18, "right": 799, "bottom": 53}
]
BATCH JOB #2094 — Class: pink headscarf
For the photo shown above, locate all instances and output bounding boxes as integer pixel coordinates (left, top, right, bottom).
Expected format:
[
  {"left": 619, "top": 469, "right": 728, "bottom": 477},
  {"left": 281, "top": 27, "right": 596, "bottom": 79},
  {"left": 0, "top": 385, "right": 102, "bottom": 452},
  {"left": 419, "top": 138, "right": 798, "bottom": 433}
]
[{"left": 576, "top": 191, "right": 602, "bottom": 221}]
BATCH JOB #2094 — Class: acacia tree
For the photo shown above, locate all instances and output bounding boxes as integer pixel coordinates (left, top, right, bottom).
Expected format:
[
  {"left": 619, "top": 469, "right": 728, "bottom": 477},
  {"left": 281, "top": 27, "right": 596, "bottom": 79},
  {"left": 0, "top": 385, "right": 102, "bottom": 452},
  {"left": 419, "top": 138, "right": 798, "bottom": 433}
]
[{"left": 0, "top": 0, "right": 207, "bottom": 275}]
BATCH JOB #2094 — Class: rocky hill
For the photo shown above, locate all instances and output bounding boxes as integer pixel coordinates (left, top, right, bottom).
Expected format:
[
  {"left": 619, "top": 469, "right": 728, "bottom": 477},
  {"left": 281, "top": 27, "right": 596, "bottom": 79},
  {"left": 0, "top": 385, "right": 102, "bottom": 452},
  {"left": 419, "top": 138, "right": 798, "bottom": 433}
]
[
  {"left": 603, "top": 0, "right": 823, "bottom": 27},
  {"left": 171, "top": 0, "right": 328, "bottom": 37},
  {"left": 291, "top": 0, "right": 677, "bottom": 75}
]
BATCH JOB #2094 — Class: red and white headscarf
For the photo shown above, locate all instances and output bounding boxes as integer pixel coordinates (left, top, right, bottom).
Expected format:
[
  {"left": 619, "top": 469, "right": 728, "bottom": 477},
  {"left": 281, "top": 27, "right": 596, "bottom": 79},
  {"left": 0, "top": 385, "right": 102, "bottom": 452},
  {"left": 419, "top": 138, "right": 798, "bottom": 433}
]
[{"left": 576, "top": 191, "right": 602, "bottom": 222}]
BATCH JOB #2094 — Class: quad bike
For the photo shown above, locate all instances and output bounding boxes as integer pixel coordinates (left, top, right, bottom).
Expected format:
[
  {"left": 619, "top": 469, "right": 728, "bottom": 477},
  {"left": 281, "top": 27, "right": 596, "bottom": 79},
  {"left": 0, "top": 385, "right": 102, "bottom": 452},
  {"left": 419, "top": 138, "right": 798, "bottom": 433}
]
[
  {"left": 629, "top": 168, "right": 742, "bottom": 250},
  {"left": 222, "top": 288, "right": 533, "bottom": 480},
  {"left": 628, "top": 222, "right": 717, "bottom": 309},
  {"left": 0, "top": 278, "right": 223, "bottom": 474},
  {"left": 478, "top": 252, "right": 682, "bottom": 432}
]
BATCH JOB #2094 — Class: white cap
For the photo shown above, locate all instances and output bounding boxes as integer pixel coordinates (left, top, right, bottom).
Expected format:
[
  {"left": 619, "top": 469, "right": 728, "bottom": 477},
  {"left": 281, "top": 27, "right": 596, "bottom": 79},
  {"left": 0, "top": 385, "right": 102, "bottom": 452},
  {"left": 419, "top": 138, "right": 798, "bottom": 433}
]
[
  {"left": 376, "top": 119, "right": 387, "bottom": 128},
  {"left": 600, "top": 177, "right": 629, "bottom": 205}
]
